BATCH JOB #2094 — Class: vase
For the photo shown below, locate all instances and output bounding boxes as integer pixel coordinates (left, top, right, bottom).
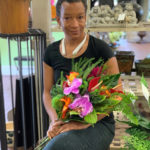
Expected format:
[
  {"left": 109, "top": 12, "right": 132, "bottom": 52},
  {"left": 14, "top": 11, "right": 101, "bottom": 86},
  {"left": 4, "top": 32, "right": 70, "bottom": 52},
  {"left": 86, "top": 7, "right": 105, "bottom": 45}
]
[
  {"left": 137, "top": 31, "right": 147, "bottom": 43},
  {"left": 0, "top": 0, "right": 30, "bottom": 34}
]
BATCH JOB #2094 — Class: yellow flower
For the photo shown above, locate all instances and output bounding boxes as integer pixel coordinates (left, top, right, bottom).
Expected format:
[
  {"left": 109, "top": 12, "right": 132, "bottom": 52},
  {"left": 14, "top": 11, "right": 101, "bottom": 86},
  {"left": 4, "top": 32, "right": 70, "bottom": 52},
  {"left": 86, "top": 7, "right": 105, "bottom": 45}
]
[{"left": 66, "top": 72, "right": 79, "bottom": 82}]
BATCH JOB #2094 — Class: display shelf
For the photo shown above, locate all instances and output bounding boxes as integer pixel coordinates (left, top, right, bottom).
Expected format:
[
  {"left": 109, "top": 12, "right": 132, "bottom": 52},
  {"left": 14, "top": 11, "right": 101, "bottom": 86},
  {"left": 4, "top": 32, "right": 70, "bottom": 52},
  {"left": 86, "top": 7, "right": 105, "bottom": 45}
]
[
  {"left": 121, "top": 75, "right": 150, "bottom": 96},
  {"left": 51, "top": 24, "right": 150, "bottom": 32}
]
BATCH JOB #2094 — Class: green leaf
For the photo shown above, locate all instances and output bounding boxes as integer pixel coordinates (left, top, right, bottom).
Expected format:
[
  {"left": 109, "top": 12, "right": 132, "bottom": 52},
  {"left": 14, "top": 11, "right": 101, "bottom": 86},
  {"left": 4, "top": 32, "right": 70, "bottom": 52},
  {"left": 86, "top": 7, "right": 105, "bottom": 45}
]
[
  {"left": 141, "top": 75, "right": 148, "bottom": 87},
  {"left": 140, "top": 75, "right": 150, "bottom": 105},
  {"left": 101, "top": 73, "right": 120, "bottom": 88},
  {"left": 84, "top": 109, "right": 97, "bottom": 124},
  {"left": 90, "top": 95, "right": 106, "bottom": 104},
  {"left": 69, "top": 111, "right": 80, "bottom": 116},
  {"left": 52, "top": 94, "right": 64, "bottom": 111}
]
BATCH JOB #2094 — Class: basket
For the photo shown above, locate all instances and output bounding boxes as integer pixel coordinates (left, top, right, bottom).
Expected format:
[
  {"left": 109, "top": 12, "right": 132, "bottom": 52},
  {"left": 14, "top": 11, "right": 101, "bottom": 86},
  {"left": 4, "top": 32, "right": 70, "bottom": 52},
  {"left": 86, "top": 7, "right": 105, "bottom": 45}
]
[
  {"left": 0, "top": 0, "right": 30, "bottom": 34},
  {"left": 6, "top": 121, "right": 14, "bottom": 148},
  {"left": 135, "top": 60, "right": 150, "bottom": 76},
  {"left": 115, "top": 51, "right": 135, "bottom": 74}
]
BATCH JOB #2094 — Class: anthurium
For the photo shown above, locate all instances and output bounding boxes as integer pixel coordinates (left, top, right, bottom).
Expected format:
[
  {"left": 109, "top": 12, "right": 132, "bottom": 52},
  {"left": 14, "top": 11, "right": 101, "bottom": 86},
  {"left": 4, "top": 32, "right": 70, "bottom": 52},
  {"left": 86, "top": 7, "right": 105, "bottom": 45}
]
[
  {"left": 87, "top": 66, "right": 103, "bottom": 78},
  {"left": 69, "top": 94, "right": 93, "bottom": 118},
  {"left": 88, "top": 77, "right": 100, "bottom": 92},
  {"left": 64, "top": 78, "right": 82, "bottom": 95},
  {"left": 109, "top": 88, "right": 124, "bottom": 94}
]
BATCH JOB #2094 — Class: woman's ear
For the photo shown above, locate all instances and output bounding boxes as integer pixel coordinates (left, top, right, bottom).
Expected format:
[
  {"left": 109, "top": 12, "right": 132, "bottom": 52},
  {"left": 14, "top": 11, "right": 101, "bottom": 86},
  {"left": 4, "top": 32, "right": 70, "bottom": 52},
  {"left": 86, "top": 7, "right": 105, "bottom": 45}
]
[{"left": 56, "top": 16, "right": 61, "bottom": 27}]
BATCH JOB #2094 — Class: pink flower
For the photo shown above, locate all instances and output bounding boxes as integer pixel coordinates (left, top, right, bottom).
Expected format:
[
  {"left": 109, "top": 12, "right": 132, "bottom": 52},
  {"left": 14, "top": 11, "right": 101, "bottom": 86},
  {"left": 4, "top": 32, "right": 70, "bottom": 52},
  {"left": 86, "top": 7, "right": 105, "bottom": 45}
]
[
  {"left": 64, "top": 78, "right": 82, "bottom": 95},
  {"left": 69, "top": 94, "right": 93, "bottom": 118}
]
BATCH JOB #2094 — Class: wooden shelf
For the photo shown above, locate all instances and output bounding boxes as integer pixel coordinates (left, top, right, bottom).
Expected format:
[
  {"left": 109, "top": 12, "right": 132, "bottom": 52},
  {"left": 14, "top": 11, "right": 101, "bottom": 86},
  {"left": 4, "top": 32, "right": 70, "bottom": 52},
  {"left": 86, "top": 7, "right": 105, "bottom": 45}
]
[{"left": 51, "top": 24, "right": 150, "bottom": 32}]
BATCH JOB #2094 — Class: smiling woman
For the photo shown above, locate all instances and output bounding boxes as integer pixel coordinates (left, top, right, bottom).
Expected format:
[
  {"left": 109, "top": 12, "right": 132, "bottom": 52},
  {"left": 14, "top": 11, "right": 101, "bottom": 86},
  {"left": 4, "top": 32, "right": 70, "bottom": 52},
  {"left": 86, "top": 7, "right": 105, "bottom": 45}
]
[{"left": 42, "top": 0, "right": 121, "bottom": 150}]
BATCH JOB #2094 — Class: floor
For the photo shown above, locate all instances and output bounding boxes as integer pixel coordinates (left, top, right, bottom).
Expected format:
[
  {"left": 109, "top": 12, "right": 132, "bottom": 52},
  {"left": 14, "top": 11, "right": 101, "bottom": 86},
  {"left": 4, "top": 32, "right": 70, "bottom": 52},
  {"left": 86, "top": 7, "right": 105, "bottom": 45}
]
[{"left": 118, "top": 38, "right": 150, "bottom": 61}]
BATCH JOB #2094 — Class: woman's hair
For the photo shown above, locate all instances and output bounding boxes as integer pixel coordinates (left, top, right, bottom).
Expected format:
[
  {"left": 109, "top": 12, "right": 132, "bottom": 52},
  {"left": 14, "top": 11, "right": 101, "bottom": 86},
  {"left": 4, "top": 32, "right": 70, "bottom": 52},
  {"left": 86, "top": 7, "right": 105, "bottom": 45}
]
[{"left": 56, "top": 0, "right": 87, "bottom": 17}]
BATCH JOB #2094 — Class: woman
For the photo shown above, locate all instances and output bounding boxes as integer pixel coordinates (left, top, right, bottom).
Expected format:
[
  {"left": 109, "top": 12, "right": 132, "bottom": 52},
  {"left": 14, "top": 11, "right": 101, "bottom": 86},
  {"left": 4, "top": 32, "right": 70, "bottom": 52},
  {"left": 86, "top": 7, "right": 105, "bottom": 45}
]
[{"left": 43, "top": 0, "right": 121, "bottom": 149}]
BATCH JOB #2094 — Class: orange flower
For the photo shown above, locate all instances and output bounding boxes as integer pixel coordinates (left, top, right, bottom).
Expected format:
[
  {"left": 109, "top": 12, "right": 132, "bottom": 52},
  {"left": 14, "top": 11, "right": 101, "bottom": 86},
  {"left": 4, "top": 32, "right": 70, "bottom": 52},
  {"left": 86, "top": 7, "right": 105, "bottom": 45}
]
[
  {"left": 113, "top": 95, "right": 122, "bottom": 101},
  {"left": 61, "top": 96, "right": 72, "bottom": 119},
  {"left": 66, "top": 72, "right": 79, "bottom": 82},
  {"left": 100, "top": 89, "right": 111, "bottom": 97}
]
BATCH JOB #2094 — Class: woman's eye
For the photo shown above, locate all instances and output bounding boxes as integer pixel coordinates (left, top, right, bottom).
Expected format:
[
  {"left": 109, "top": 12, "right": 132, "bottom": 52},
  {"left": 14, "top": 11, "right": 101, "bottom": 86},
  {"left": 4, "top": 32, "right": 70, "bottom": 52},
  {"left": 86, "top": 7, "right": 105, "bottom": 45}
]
[
  {"left": 78, "top": 16, "right": 84, "bottom": 19},
  {"left": 64, "top": 17, "right": 70, "bottom": 20}
]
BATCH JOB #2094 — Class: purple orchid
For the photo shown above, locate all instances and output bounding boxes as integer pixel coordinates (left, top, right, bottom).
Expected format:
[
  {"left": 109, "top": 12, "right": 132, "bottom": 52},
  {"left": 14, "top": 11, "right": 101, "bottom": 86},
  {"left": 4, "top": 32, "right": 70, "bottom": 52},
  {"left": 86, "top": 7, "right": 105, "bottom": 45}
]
[
  {"left": 69, "top": 94, "right": 93, "bottom": 118},
  {"left": 64, "top": 78, "right": 82, "bottom": 95}
]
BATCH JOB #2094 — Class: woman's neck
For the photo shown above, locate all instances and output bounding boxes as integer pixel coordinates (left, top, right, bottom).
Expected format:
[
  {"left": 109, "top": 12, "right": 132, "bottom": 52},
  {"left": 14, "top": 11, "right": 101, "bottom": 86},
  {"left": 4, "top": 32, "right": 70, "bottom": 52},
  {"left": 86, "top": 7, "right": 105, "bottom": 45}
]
[{"left": 64, "top": 33, "right": 85, "bottom": 46}]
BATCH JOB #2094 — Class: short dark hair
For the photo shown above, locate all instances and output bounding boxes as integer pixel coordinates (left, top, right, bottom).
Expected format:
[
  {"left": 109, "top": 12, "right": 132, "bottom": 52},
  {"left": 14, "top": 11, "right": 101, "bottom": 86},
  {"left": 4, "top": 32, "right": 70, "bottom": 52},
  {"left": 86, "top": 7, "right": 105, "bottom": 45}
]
[{"left": 56, "top": 0, "right": 87, "bottom": 17}]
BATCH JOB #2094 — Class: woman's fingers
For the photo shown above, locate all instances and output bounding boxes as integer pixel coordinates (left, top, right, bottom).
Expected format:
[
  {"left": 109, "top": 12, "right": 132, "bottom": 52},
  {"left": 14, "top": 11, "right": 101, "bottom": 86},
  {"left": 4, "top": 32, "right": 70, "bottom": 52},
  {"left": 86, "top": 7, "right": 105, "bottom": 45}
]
[
  {"left": 47, "top": 130, "right": 59, "bottom": 139},
  {"left": 52, "top": 120, "right": 65, "bottom": 126}
]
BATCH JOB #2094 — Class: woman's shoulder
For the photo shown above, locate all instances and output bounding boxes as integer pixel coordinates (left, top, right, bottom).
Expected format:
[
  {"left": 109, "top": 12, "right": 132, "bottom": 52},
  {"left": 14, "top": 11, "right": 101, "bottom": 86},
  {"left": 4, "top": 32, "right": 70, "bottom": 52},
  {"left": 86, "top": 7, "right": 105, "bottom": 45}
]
[
  {"left": 46, "top": 40, "right": 61, "bottom": 51},
  {"left": 44, "top": 40, "right": 61, "bottom": 66},
  {"left": 88, "top": 35, "right": 114, "bottom": 62},
  {"left": 89, "top": 35, "right": 110, "bottom": 48}
]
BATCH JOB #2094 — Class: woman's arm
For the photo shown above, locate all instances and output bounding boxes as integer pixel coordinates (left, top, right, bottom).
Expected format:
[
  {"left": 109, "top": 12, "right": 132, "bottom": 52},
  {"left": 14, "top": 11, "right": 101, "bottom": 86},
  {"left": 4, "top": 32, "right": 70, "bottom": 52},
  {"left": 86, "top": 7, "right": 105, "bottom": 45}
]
[
  {"left": 105, "top": 56, "right": 123, "bottom": 90},
  {"left": 43, "top": 62, "right": 58, "bottom": 122},
  {"left": 43, "top": 62, "right": 65, "bottom": 138}
]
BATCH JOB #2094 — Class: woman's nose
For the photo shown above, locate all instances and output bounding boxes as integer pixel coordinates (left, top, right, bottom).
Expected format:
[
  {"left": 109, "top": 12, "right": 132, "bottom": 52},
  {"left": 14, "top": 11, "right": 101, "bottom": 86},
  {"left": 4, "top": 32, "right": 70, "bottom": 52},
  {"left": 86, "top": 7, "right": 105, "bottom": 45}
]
[{"left": 71, "top": 18, "right": 79, "bottom": 27}]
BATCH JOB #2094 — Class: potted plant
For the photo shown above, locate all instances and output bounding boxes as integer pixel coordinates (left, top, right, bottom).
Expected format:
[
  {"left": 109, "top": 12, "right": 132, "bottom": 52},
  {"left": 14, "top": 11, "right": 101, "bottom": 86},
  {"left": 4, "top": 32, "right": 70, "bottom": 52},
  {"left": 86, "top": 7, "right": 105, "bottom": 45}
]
[
  {"left": 0, "top": 0, "right": 30, "bottom": 34},
  {"left": 119, "top": 76, "right": 150, "bottom": 150},
  {"left": 135, "top": 58, "right": 150, "bottom": 76}
]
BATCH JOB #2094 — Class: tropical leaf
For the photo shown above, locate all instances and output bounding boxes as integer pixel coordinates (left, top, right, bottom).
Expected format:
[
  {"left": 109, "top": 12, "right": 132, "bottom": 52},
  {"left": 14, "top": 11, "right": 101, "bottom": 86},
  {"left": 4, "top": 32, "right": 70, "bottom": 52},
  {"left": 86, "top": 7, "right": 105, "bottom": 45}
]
[{"left": 84, "top": 109, "right": 97, "bottom": 124}]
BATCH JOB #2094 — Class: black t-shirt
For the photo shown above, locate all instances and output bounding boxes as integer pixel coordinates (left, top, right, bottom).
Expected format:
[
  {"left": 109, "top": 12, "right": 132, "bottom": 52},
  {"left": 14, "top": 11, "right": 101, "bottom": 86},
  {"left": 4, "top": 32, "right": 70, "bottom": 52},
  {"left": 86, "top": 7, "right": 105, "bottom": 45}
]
[
  {"left": 44, "top": 35, "right": 114, "bottom": 83},
  {"left": 44, "top": 35, "right": 115, "bottom": 123}
]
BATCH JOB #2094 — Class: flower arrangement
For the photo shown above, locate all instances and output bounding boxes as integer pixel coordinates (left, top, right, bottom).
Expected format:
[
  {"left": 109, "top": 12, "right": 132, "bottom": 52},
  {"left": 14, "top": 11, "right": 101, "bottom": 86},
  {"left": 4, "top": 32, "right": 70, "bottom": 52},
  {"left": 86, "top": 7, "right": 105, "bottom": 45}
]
[{"left": 35, "top": 57, "right": 138, "bottom": 150}]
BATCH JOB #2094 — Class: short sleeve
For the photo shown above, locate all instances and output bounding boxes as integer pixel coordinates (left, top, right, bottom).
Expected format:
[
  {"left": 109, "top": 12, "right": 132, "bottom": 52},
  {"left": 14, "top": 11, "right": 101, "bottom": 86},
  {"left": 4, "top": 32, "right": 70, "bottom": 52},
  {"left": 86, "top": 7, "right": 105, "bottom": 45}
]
[
  {"left": 43, "top": 44, "right": 53, "bottom": 67},
  {"left": 90, "top": 36, "right": 114, "bottom": 63}
]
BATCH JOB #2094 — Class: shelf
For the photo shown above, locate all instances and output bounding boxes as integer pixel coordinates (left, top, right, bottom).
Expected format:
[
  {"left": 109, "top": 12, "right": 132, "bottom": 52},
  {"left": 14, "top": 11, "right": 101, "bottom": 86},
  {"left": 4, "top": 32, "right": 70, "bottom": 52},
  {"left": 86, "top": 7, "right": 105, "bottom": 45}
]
[{"left": 51, "top": 24, "right": 150, "bottom": 32}]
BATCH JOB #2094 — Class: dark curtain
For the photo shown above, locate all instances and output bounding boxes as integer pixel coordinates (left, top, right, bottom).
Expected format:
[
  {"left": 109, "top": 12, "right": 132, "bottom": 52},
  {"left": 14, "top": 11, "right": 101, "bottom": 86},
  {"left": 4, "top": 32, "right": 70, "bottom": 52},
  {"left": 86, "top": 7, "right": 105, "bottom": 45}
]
[{"left": 14, "top": 75, "right": 38, "bottom": 148}]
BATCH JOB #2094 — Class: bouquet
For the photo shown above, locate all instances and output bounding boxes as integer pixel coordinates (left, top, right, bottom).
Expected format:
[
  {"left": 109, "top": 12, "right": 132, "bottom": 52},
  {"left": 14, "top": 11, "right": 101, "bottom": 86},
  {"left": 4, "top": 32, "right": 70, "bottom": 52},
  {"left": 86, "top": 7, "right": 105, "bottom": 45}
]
[{"left": 35, "top": 57, "right": 138, "bottom": 150}]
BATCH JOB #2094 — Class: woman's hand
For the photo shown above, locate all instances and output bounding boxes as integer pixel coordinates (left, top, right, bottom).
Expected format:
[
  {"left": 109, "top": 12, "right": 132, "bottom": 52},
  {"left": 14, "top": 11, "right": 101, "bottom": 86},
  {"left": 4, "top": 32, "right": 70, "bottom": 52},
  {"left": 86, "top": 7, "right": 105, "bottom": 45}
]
[
  {"left": 47, "top": 120, "right": 64, "bottom": 139},
  {"left": 47, "top": 121, "right": 91, "bottom": 139},
  {"left": 57, "top": 121, "right": 91, "bottom": 134}
]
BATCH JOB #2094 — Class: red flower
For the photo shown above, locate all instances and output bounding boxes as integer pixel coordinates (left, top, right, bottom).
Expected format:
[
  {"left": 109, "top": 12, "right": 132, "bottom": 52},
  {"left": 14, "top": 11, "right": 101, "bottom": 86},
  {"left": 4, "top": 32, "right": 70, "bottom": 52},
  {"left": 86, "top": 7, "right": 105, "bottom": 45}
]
[
  {"left": 87, "top": 66, "right": 103, "bottom": 78},
  {"left": 110, "top": 89, "right": 124, "bottom": 94},
  {"left": 63, "top": 81, "right": 69, "bottom": 89},
  {"left": 88, "top": 77, "right": 100, "bottom": 92}
]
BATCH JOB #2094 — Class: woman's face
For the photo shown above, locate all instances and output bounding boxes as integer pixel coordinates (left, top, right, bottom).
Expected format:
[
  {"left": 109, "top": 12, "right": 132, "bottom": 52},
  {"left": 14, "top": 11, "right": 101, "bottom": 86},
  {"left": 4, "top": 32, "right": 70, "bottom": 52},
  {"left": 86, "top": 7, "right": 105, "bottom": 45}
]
[{"left": 57, "top": 1, "right": 86, "bottom": 40}]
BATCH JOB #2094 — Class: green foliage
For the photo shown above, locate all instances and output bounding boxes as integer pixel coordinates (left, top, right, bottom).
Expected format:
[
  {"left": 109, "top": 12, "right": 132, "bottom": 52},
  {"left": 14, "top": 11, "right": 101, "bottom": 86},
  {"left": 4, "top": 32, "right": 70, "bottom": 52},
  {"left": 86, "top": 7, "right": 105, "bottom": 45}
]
[
  {"left": 90, "top": 94, "right": 106, "bottom": 104},
  {"left": 100, "top": 73, "right": 121, "bottom": 88},
  {"left": 51, "top": 84, "right": 63, "bottom": 97},
  {"left": 115, "top": 93, "right": 138, "bottom": 125},
  {"left": 120, "top": 76, "right": 150, "bottom": 150},
  {"left": 84, "top": 109, "right": 97, "bottom": 124},
  {"left": 69, "top": 111, "right": 80, "bottom": 116},
  {"left": 140, "top": 58, "right": 150, "bottom": 64},
  {"left": 108, "top": 32, "right": 123, "bottom": 43},
  {"left": 51, "top": 94, "right": 64, "bottom": 111},
  {"left": 82, "top": 58, "right": 103, "bottom": 80},
  {"left": 124, "top": 127, "right": 150, "bottom": 150},
  {"left": 141, "top": 75, "right": 148, "bottom": 87}
]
